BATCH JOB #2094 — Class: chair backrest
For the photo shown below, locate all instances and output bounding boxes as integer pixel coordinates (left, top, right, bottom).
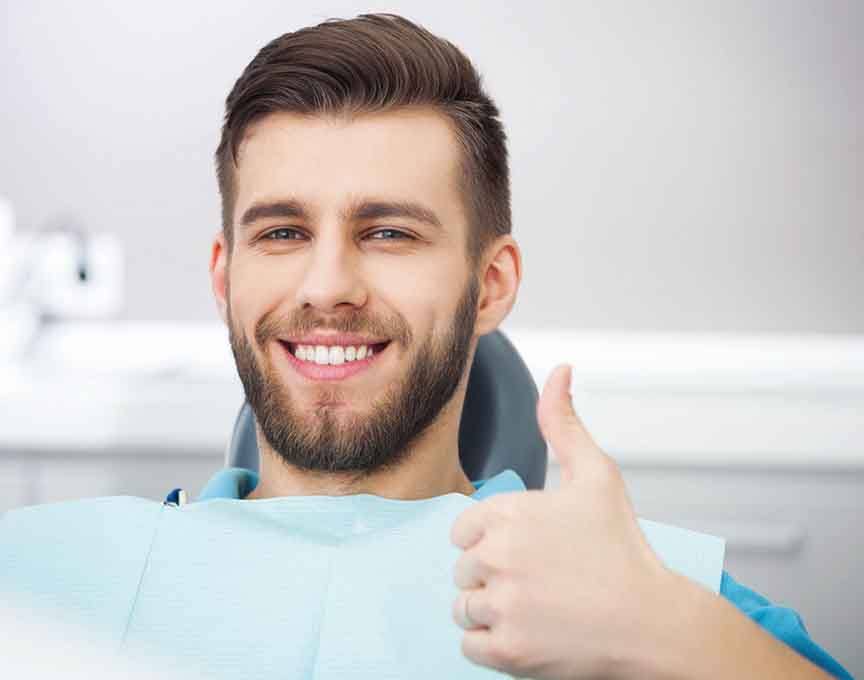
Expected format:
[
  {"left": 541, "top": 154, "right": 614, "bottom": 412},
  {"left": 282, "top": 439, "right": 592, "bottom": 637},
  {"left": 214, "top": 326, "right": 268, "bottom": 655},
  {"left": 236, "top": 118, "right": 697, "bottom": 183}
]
[{"left": 225, "top": 329, "right": 548, "bottom": 489}]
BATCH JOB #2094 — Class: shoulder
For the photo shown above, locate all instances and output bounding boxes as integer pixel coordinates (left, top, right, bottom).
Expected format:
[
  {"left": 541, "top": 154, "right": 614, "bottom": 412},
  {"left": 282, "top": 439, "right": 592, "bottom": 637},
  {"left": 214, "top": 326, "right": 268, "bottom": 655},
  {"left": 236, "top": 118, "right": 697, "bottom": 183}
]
[
  {"left": 1, "top": 496, "right": 163, "bottom": 565},
  {"left": 720, "top": 570, "right": 854, "bottom": 679},
  {"left": 3, "top": 495, "right": 162, "bottom": 529},
  {"left": 1, "top": 497, "right": 164, "bottom": 640}
]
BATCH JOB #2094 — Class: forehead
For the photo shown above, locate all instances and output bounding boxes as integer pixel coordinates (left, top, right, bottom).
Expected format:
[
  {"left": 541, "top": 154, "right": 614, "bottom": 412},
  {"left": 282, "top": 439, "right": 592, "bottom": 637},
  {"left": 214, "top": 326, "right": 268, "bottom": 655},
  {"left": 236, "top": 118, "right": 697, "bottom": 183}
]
[{"left": 233, "top": 108, "right": 465, "bottom": 227}]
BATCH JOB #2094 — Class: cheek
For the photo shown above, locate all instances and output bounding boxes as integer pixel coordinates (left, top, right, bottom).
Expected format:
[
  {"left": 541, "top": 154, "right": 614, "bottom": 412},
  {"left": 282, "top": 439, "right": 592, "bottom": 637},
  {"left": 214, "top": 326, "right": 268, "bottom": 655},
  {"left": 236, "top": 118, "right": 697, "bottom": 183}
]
[
  {"left": 376, "top": 255, "right": 463, "bottom": 302},
  {"left": 375, "top": 261, "right": 466, "bottom": 343},
  {"left": 227, "top": 267, "right": 288, "bottom": 337}
]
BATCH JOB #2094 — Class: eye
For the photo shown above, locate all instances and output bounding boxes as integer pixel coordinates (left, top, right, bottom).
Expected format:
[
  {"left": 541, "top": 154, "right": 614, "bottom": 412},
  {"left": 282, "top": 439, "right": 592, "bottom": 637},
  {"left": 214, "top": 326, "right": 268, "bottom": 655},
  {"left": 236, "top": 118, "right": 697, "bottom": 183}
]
[
  {"left": 259, "top": 227, "right": 414, "bottom": 242},
  {"left": 367, "top": 228, "right": 413, "bottom": 241},
  {"left": 262, "top": 228, "right": 303, "bottom": 241}
]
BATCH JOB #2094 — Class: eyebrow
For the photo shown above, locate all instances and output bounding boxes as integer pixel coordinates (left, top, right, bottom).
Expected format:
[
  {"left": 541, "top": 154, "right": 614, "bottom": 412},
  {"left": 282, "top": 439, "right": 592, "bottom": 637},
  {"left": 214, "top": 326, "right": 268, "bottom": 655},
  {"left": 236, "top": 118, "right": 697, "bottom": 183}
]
[{"left": 239, "top": 198, "right": 443, "bottom": 230}]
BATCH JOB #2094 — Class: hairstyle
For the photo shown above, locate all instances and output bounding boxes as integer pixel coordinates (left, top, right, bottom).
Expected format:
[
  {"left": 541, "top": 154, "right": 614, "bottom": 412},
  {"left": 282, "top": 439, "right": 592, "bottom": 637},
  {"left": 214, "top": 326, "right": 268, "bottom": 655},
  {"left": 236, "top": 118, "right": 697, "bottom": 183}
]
[{"left": 214, "top": 13, "right": 510, "bottom": 267}]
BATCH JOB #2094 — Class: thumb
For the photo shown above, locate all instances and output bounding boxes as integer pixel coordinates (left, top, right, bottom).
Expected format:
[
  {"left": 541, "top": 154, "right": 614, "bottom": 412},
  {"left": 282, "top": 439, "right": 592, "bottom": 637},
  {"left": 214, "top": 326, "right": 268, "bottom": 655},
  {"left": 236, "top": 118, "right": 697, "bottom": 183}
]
[{"left": 536, "top": 364, "right": 601, "bottom": 484}]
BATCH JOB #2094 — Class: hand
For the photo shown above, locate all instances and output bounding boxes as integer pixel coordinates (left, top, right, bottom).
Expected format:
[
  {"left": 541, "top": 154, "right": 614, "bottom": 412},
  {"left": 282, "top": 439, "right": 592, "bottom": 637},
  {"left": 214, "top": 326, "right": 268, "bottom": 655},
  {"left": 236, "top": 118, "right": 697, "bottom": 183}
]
[{"left": 450, "top": 364, "right": 678, "bottom": 680}]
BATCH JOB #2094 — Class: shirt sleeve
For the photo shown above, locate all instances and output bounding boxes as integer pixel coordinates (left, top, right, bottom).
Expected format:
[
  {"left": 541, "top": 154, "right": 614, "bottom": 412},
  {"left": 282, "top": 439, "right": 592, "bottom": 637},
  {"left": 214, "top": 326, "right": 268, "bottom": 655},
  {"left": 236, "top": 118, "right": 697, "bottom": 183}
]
[{"left": 720, "top": 570, "right": 854, "bottom": 679}]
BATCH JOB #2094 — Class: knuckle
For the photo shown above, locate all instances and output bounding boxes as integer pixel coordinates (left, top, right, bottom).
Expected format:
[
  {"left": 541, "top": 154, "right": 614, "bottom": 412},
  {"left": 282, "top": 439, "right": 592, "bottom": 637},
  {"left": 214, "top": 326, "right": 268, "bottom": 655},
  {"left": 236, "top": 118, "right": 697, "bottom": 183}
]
[
  {"left": 563, "top": 410, "right": 583, "bottom": 429},
  {"left": 460, "top": 634, "right": 480, "bottom": 664},
  {"left": 487, "top": 502, "right": 514, "bottom": 525},
  {"left": 461, "top": 633, "right": 492, "bottom": 669},
  {"left": 473, "top": 543, "right": 494, "bottom": 572},
  {"left": 454, "top": 550, "right": 472, "bottom": 578},
  {"left": 451, "top": 596, "right": 459, "bottom": 624},
  {"left": 449, "top": 520, "right": 464, "bottom": 546},
  {"left": 494, "top": 582, "right": 521, "bottom": 619},
  {"left": 451, "top": 593, "right": 465, "bottom": 625},
  {"left": 487, "top": 529, "right": 518, "bottom": 569},
  {"left": 450, "top": 521, "right": 474, "bottom": 550},
  {"left": 487, "top": 634, "right": 514, "bottom": 667},
  {"left": 490, "top": 628, "right": 525, "bottom": 669},
  {"left": 494, "top": 492, "right": 525, "bottom": 517},
  {"left": 591, "top": 452, "right": 622, "bottom": 486},
  {"left": 453, "top": 565, "right": 468, "bottom": 590}
]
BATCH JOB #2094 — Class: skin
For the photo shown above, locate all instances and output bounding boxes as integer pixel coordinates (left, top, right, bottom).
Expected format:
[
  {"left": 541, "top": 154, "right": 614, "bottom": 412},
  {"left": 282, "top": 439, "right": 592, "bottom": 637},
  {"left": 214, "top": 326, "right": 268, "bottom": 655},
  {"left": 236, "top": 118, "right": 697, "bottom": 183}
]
[
  {"left": 208, "top": 107, "right": 521, "bottom": 500},
  {"left": 209, "top": 104, "right": 836, "bottom": 680},
  {"left": 450, "top": 366, "right": 836, "bottom": 680}
]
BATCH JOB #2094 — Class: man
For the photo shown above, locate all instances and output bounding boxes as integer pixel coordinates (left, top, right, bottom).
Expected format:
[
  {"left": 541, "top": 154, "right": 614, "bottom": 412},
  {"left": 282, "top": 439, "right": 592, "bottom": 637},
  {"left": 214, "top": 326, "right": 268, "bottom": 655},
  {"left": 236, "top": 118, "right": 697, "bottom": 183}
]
[{"left": 1, "top": 13, "right": 853, "bottom": 680}]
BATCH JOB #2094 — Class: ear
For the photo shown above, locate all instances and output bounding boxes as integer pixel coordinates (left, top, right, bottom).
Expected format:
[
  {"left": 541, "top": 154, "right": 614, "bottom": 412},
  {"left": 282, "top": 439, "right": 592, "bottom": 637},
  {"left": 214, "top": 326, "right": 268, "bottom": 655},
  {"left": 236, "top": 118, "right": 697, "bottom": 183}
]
[
  {"left": 209, "top": 231, "right": 229, "bottom": 325},
  {"left": 473, "top": 235, "right": 522, "bottom": 337}
]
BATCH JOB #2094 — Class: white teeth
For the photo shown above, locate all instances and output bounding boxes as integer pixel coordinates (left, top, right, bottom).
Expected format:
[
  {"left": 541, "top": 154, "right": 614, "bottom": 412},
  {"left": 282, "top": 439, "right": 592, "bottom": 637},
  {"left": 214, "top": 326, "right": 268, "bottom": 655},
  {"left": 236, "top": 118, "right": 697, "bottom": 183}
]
[{"left": 292, "top": 343, "right": 382, "bottom": 365}]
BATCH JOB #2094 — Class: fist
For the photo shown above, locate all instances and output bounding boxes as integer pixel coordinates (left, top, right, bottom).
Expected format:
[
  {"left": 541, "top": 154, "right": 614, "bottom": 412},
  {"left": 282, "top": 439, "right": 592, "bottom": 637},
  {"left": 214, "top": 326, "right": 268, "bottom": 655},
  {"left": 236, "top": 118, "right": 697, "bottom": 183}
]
[{"left": 450, "top": 364, "right": 674, "bottom": 680}]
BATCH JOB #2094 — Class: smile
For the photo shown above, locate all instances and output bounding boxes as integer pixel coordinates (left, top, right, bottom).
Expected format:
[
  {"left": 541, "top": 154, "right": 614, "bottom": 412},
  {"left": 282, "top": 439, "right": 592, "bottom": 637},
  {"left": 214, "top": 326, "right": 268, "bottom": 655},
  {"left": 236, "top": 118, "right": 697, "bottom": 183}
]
[{"left": 278, "top": 340, "right": 391, "bottom": 381}]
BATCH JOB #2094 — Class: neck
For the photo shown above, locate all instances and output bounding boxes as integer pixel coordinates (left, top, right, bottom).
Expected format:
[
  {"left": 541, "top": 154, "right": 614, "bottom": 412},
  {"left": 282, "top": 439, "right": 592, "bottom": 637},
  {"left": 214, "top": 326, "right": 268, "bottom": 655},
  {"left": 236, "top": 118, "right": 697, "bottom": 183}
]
[{"left": 244, "top": 403, "right": 475, "bottom": 500}]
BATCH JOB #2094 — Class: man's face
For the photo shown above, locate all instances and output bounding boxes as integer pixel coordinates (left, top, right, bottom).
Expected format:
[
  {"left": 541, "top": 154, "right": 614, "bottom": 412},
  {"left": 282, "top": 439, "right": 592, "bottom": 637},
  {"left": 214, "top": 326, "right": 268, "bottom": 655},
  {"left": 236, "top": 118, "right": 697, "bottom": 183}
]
[{"left": 218, "top": 109, "right": 480, "bottom": 477}]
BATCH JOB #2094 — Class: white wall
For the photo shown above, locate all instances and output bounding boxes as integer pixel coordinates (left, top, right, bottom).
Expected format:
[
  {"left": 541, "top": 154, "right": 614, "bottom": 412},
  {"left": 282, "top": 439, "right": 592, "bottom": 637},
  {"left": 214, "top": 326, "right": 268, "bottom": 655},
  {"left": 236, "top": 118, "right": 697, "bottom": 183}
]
[{"left": 1, "top": 0, "right": 861, "bottom": 332}]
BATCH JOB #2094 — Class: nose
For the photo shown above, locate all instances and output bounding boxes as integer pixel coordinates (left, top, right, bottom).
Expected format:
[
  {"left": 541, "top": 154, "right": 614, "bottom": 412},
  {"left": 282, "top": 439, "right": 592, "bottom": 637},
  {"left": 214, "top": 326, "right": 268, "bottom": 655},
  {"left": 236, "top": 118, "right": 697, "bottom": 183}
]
[{"left": 294, "top": 233, "right": 367, "bottom": 313}]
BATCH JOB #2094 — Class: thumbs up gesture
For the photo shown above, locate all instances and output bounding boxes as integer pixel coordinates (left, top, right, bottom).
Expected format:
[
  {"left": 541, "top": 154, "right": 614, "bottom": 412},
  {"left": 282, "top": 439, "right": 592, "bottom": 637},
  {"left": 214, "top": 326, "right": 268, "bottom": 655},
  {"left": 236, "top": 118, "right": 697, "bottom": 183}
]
[{"left": 450, "top": 364, "right": 680, "bottom": 680}]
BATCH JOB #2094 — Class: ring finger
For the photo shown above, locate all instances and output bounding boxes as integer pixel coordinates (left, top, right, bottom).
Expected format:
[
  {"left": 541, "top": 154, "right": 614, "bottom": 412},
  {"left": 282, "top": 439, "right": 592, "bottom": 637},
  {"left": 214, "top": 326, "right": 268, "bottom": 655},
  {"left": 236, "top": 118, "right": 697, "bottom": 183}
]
[{"left": 452, "top": 587, "right": 496, "bottom": 630}]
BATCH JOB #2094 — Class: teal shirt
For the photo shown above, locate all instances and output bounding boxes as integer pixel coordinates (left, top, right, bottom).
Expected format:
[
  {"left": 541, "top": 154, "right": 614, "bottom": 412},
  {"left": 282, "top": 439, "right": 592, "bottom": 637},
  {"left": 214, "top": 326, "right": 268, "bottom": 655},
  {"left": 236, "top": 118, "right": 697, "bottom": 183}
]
[{"left": 197, "top": 467, "right": 854, "bottom": 680}]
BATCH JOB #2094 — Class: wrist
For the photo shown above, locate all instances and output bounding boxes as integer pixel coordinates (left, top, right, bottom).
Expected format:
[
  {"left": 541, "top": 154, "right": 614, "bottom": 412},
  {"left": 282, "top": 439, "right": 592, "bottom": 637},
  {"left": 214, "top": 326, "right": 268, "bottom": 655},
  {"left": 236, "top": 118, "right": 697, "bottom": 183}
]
[
  {"left": 608, "top": 568, "right": 707, "bottom": 680},
  {"left": 615, "top": 570, "right": 836, "bottom": 680}
]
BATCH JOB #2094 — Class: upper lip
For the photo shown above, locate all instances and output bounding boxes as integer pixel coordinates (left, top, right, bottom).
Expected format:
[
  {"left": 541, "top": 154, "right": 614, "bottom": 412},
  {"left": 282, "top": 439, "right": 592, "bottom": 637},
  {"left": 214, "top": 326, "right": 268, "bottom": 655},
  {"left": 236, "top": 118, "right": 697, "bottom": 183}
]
[{"left": 279, "top": 334, "right": 390, "bottom": 347}]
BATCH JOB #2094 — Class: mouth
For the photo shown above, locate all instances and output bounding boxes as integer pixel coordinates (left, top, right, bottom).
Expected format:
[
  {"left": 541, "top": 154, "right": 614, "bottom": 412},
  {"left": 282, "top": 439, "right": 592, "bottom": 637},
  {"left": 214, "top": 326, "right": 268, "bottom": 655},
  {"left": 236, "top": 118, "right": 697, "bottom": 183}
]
[{"left": 277, "top": 340, "right": 392, "bottom": 382}]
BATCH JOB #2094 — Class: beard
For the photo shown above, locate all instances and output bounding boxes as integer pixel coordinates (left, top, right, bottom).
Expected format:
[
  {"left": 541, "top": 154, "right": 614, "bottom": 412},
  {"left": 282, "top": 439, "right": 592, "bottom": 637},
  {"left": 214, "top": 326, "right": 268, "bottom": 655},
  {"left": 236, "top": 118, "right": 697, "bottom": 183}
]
[{"left": 226, "top": 274, "right": 479, "bottom": 479}]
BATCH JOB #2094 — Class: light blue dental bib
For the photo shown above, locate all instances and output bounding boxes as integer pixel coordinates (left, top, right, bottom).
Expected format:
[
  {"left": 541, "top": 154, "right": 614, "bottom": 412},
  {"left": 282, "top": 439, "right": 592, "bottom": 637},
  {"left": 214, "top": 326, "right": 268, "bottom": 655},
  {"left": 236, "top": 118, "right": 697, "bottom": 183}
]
[{"left": 0, "top": 478, "right": 724, "bottom": 679}]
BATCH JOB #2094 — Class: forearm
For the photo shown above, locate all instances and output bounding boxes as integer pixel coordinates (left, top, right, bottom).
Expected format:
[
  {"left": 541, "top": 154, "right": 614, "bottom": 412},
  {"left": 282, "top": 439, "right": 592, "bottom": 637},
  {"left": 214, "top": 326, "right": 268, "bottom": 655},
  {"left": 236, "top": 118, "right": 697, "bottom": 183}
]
[{"left": 621, "top": 572, "right": 836, "bottom": 680}]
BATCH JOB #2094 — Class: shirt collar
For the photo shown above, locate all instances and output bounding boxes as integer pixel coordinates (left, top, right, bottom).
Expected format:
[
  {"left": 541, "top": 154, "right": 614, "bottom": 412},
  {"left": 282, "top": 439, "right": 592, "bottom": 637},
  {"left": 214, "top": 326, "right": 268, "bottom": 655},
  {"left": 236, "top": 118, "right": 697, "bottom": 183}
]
[{"left": 196, "top": 466, "right": 526, "bottom": 502}]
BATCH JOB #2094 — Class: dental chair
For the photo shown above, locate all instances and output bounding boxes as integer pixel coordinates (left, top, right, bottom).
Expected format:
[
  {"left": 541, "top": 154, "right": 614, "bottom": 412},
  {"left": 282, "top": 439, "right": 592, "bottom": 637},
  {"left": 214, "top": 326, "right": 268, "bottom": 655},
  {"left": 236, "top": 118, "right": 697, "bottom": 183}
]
[{"left": 224, "top": 329, "right": 548, "bottom": 490}]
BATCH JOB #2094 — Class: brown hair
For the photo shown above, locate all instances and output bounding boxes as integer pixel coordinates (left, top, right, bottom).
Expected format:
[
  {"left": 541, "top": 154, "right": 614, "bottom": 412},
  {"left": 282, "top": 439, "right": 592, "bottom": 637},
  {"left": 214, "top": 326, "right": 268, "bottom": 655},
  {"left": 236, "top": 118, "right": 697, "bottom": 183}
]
[{"left": 214, "top": 13, "right": 510, "bottom": 267}]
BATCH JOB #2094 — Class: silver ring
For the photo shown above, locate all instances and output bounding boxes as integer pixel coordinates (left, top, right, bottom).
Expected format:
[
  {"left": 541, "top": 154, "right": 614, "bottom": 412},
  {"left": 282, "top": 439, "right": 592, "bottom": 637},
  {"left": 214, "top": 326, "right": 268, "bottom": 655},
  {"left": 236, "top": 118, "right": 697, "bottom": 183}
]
[{"left": 463, "top": 590, "right": 477, "bottom": 628}]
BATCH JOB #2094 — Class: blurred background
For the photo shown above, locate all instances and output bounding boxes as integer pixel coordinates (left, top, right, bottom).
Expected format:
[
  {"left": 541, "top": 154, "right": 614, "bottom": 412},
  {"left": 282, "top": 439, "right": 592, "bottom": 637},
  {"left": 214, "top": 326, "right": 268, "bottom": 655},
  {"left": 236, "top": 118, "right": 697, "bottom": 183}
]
[{"left": 1, "top": 0, "right": 861, "bottom": 676}]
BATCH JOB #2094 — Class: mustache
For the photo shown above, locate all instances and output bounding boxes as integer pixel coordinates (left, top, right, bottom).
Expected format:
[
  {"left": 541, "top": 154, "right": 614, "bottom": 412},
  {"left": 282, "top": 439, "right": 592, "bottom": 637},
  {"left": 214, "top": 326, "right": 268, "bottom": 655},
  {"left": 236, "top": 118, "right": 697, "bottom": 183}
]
[{"left": 254, "top": 310, "right": 412, "bottom": 348}]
